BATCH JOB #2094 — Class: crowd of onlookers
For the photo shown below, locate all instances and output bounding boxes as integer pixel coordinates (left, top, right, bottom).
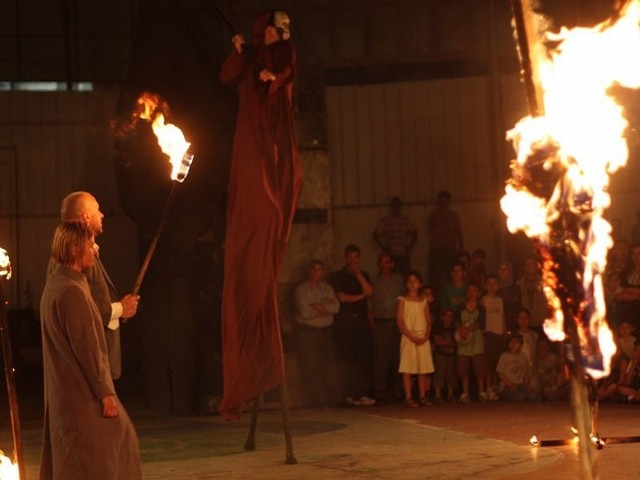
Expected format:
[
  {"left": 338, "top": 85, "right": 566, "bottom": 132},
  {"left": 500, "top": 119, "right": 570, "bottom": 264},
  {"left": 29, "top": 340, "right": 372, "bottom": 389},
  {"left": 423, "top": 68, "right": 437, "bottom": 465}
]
[{"left": 292, "top": 192, "right": 640, "bottom": 408}]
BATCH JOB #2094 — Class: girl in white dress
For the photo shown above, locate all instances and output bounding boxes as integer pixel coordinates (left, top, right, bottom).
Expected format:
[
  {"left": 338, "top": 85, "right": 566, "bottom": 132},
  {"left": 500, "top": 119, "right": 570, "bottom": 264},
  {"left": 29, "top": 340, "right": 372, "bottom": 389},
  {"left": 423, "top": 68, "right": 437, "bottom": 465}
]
[{"left": 397, "top": 271, "right": 435, "bottom": 407}]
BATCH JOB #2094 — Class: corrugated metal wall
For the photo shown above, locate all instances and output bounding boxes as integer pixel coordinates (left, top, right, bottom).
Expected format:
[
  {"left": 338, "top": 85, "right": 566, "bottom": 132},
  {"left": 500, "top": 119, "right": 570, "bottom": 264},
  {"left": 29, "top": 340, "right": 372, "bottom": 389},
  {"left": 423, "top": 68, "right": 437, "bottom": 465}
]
[
  {"left": 0, "top": 89, "right": 137, "bottom": 308},
  {"left": 327, "top": 75, "right": 514, "bottom": 207}
]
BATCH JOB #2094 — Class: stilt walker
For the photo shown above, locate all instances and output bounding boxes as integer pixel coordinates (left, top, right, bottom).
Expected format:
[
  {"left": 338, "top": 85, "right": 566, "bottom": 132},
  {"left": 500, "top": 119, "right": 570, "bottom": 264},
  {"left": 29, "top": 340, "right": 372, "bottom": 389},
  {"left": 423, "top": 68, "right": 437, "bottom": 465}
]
[{"left": 214, "top": 4, "right": 302, "bottom": 465}]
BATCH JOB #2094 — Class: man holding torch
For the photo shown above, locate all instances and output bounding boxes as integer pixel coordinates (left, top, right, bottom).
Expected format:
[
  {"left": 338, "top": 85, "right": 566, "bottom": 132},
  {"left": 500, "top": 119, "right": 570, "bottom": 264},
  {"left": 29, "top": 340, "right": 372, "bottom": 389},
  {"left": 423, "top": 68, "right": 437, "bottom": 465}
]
[
  {"left": 56, "top": 191, "right": 140, "bottom": 380},
  {"left": 219, "top": 9, "right": 303, "bottom": 418}
]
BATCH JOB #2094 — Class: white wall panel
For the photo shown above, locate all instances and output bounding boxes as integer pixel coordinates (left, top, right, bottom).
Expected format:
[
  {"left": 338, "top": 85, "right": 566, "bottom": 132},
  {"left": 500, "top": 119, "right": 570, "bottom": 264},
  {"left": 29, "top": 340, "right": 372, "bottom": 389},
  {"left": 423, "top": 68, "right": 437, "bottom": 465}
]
[{"left": 327, "top": 75, "right": 502, "bottom": 207}]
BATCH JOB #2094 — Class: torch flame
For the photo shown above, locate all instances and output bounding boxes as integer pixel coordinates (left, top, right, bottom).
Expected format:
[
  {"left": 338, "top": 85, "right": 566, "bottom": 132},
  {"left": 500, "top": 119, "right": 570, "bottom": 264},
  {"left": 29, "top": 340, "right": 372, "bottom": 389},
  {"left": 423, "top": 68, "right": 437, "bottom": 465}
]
[
  {"left": 0, "top": 248, "right": 11, "bottom": 280},
  {"left": 0, "top": 451, "right": 19, "bottom": 479},
  {"left": 501, "top": 1, "right": 640, "bottom": 377},
  {"left": 136, "top": 92, "right": 193, "bottom": 183}
]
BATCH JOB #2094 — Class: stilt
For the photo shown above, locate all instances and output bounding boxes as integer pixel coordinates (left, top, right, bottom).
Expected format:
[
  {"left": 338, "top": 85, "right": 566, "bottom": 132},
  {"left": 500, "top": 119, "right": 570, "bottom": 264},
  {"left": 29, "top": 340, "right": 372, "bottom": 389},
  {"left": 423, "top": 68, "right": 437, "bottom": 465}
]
[
  {"left": 243, "top": 395, "right": 260, "bottom": 451},
  {"left": 280, "top": 383, "right": 297, "bottom": 465},
  {"left": 242, "top": 384, "right": 297, "bottom": 464}
]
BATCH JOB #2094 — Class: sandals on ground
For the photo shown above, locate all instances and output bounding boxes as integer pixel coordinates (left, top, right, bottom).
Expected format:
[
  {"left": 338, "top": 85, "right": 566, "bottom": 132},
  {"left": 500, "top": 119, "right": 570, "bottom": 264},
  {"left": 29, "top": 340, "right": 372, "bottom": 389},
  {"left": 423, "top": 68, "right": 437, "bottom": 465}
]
[{"left": 404, "top": 398, "right": 419, "bottom": 408}]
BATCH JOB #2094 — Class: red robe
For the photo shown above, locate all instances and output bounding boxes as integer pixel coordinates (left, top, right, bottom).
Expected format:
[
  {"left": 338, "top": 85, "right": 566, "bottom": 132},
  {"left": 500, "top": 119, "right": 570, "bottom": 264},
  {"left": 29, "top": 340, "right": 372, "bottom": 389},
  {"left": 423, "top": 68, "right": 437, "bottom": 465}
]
[{"left": 219, "top": 12, "right": 303, "bottom": 419}]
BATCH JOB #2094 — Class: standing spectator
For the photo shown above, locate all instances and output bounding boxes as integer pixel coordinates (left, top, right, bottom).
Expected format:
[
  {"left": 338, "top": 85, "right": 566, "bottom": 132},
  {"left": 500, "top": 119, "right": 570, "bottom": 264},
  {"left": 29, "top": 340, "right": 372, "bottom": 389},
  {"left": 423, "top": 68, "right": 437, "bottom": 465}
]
[
  {"left": 368, "top": 253, "right": 405, "bottom": 401},
  {"left": 515, "top": 257, "right": 548, "bottom": 331},
  {"left": 293, "top": 260, "right": 341, "bottom": 406},
  {"left": 497, "top": 260, "right": 522, "bottom": 333},
  {"left": 455, "top": 284, "right": 488, "bottom": 403},
  {"left": 427, "top": 190, "right": 464, "bottom": 287},
  {"left": 397, "top": 271, "right": 434, "bottom": 407},
  {"left": 437, "top": 262, "right": 467, "bottom": 314},
  {"left": 632, "top": 210, "right": 640, "bottom": 247},
  {"left": 329, "top": 245, "right": 376, "bottom": 406},
  {"left": 373, "top": 197, "right": 418, "bottom": 277},
  {"left": 482, "top": 274, "right": 507, "bottom": 400},
  {"left": 468, "top": 249, "right": 487, "bottom": 287},
  {"left": 496, "top": 335, "right": 539, "bottom": 402},
  {"left": 615, "top": 244, "right": 640, "bottom": 331},
  {"left": 40, "top": 221, "right": 141, "bottom": 479},
  {"left": 432, "top": 308, "right": 458, "bottom": 402}
]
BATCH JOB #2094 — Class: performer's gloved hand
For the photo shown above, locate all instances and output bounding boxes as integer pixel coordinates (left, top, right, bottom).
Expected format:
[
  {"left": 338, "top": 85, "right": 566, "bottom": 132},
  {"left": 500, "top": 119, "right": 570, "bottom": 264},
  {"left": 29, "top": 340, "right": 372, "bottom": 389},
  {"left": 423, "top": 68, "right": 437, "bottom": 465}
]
[
  {"left": 232, "top": 34, "right": 245, "bottom": 53},
  {"left": 259, "top": 69, "right": 276, "bottom": 82},
  {"left": 101, "top": 395, "right": 119, "bottom": 418}
]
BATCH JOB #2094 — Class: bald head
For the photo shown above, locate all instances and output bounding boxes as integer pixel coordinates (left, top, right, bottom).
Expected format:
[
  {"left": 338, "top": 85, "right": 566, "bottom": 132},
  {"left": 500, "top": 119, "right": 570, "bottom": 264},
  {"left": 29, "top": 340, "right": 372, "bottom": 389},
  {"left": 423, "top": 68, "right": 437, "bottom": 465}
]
[{"left": 60, "top": 191, "right": 104, "bottom": 236}]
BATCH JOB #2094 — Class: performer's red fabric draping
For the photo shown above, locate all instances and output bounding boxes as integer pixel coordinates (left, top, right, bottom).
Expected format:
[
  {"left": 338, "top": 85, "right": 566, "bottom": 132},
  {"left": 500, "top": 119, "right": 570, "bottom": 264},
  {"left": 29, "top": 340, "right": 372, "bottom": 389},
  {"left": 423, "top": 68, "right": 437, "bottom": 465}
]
[{"left": 219, "top": 11, "right": 303, "bottom": 420}]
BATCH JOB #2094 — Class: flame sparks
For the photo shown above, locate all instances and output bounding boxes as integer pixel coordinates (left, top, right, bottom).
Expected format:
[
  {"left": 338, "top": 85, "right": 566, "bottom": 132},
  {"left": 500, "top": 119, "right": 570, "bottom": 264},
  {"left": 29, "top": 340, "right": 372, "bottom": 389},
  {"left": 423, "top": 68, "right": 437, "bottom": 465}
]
[
  {"left": 135, "top": 92, "right": 193, "bottom": 183},
  {"left": 0, "top": 248, "right": 11, "bottom": 280},
  {"left": 502, "top": 1, "right": 640, "bottom": 377},
  {"left": 0, "top": 451, "right": 18, "bottom": 479}
]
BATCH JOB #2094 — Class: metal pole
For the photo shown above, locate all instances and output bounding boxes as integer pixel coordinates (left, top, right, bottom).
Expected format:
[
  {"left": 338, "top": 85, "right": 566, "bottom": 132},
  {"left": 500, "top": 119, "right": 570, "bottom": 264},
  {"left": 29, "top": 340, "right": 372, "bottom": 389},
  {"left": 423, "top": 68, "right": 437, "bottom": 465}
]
[
  {"left": 0, "top": 280, "right": 25, "bottom": 479},
  {"left": 131, "top": 181, "right": 179, "bottom": 296}
]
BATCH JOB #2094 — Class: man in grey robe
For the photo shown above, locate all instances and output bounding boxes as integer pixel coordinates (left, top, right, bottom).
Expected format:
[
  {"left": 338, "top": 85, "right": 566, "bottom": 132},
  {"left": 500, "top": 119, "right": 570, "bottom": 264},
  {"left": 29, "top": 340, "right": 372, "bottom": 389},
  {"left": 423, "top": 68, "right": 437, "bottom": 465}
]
[
  {"left": 57, "top": 191, "right": 139, "bottom": 379},
  {"left": 40, "top": 221, "right": 141, "bottom": 479}
]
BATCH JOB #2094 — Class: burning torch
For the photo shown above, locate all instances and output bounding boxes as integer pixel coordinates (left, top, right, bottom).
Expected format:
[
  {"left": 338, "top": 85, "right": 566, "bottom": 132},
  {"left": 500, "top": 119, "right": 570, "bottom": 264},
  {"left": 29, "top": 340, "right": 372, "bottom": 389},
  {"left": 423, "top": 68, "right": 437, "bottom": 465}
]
[
  {"left": 130, "top": 93, "right": 194, "bottom": 296},
  {"left": 505, "top": 0, "right": 640, "bottom": 477},
  {"left": 0, "top": 247, "right": 25, "bottom": 479}
]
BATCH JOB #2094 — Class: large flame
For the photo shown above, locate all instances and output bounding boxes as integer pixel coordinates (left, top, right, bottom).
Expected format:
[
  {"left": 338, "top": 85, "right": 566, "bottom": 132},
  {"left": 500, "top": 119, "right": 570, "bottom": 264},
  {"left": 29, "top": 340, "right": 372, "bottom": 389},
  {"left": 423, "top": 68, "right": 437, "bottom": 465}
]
[
  {"left": 0, "top": 451, "right": 19, "bottom": 479},
  {"left": 501, "top": 1, "right": 640, "bottom": 377},
  {"left": 0, "top": 248, "right": 11, "bottom": 280},
  {"left": 136, "top": 92, "right": 193, "bottom": 183}
]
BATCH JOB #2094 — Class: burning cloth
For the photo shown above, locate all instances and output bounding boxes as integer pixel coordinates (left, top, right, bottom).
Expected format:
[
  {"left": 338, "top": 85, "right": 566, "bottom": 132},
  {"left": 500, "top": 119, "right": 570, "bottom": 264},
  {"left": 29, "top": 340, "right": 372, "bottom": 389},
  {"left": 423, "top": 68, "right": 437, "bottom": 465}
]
[{"left": 219, "top": 10, "right": 303, "bottom": 418}]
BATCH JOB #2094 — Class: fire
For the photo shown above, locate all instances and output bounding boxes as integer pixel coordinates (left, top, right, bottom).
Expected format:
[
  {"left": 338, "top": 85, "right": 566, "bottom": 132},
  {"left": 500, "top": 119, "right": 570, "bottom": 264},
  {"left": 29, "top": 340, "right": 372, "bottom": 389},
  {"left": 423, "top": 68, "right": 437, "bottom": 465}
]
[
  {"left": 501, "top": 1, "right": 640, "bottom": 377},
  {"left": 0, "top": 248, "right": 11, "bottom": 280},
  {"left": 136, "top": 92, "right": 193, "bottom": 182},
  {"left": 0, "top": 451, "right": 19, "bottom": 479}
]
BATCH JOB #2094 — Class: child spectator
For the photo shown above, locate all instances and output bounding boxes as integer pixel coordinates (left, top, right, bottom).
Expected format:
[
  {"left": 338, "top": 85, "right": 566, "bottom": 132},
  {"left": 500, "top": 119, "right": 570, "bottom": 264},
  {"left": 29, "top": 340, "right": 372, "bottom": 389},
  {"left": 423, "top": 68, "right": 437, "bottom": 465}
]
[
  {"left": 497, "top": 260, "right": 522, "bottom": 333},
  {"left": 617, "top": 319, "right": 637, "bottom": 360},
  {"left": 432, "top": 308, "right": 457, "bottom": 402},
  {"left": 468, "top": 249, "right": 487, "bottom": 287},
  {"left": 597, "top": 349, "right": 626, "bottom": 401},
  {"left": 397, "top": 271, "right": 435, "bottom": 407},
  {"left": 423, "top": 285, "right": 437, "bottom": 319},
  {"left": 605, "top": 270, "right": 622, "bottom": 328},
  {"left": 496, "top": 334, "right": 539, "bottom": 401},
  {"left": 457, "top": 251, "right": 472, "bottom": 280},
  {"left": 482, "top": 274, "right": 507, "bottom": 400},
  {"left": 438, "top": 262, "right": 467, "bottom": 314},
  {"left": 516, "top": 308, "right": 540, "bottom": 377},
  {"left": 617, "top": 339, "right": 640, "bottom": 403},
  {"left": 536, "top": 338, "right": 569, "bottom": 401},
  {"left": 455, "top": 283, "right": 488, "bottom": 403}
]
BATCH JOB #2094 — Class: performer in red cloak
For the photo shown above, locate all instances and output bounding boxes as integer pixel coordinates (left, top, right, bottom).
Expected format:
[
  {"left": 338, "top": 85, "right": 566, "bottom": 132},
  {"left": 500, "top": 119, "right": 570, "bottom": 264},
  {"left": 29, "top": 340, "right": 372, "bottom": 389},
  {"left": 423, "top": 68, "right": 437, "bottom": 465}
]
[{"left": 219, "top": 10, "right": 303, "bottom": 419}]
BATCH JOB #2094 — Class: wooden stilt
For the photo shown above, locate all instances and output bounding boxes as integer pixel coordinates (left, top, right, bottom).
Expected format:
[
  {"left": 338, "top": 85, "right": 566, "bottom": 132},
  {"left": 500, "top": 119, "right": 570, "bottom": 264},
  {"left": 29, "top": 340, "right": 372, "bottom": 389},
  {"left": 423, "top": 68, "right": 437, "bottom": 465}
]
[
  {"left": 243, "top": 395, "right": 260, "bottom": 452},
  {"left": 280, "top": 383, "right": 297, "bottom": 465},
  {"left": 242, "top": 384, "right": 297, "bottom": 464}
]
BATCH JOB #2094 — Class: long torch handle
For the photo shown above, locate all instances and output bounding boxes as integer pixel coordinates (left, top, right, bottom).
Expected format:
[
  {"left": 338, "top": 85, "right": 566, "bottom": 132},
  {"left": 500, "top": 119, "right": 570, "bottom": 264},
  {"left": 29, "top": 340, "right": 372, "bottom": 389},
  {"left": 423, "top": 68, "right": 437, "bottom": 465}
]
[
  {"left": 131, "top": 182, "right": 179, "bottom": 296},
  {"left": 208, "top": 1, "right": 264, "bottom": 71},
  {"left": 0, "top": 281, "right": 26, "bottom": 480}
]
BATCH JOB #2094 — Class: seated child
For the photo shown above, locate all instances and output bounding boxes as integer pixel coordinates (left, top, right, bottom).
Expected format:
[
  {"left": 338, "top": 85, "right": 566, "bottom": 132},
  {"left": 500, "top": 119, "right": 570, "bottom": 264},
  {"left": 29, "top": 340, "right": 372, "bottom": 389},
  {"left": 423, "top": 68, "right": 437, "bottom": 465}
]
[{"left": 496, "top": 334, "right": 540, "bottom": 402}]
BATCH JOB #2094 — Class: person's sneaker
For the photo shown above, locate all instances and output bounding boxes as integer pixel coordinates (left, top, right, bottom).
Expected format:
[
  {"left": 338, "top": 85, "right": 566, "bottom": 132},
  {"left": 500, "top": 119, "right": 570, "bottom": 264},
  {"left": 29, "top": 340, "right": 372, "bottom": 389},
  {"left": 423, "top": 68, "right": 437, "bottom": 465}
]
[
  {"left": 345, "top": 396, "right": 362, "bottom": 406},
  {"left": 434, "top": 395, "right": 444, "bottom": 404},
  {"left": 359, "top": 396, "right": 376, "bottom": 406},
  {"left": 478, "top": 392, "right": 489, "bottom": 403},
  {"left": 488, "top": 390, "right": 499, "bottom": 401},
  {"left": 459, "top": 393, "right": 470, "bottom": 403}
]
